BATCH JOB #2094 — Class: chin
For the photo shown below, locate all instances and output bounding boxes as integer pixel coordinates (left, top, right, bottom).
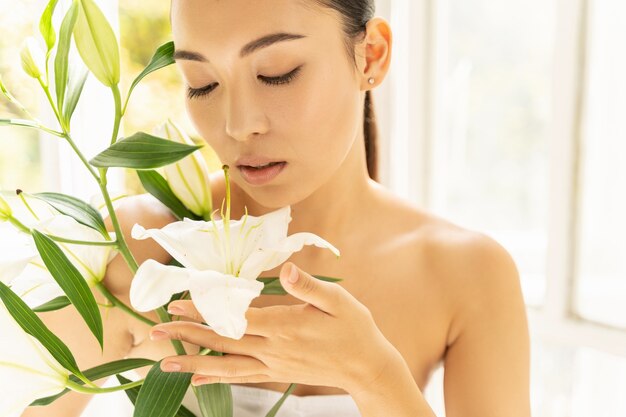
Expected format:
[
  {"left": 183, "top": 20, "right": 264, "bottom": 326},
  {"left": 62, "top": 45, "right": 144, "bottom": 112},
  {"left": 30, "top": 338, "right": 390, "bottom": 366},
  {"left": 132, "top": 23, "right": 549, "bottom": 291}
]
[{"left": 237, "top": 181, "right": 316, "bottom": 212}]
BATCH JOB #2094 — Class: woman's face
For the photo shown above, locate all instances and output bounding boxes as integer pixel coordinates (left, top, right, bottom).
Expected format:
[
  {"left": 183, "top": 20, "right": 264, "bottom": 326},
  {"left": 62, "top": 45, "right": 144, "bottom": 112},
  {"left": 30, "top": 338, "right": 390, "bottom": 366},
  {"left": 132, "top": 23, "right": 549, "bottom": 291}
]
[{"left": 170, "top": 0, "right": 364, "bottom": 209}]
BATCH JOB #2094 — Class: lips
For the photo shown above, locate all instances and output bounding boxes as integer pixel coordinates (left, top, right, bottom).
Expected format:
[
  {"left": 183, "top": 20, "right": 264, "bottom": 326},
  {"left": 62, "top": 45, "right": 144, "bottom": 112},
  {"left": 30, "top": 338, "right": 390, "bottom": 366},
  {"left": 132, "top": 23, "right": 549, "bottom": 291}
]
[
  {"left": 235, "top": 156, "right": 286, "bottom": 168},
  {"left": 237, "top": 161, "right": 287, "bottom": 186}
]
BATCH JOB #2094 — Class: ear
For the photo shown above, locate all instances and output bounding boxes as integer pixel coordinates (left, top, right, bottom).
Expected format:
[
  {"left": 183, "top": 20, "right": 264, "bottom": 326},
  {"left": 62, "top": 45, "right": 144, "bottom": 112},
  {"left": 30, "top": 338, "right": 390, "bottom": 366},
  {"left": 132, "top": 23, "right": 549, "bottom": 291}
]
[{"left": 357, "top": 17, "right": 393, "bottom": 90}]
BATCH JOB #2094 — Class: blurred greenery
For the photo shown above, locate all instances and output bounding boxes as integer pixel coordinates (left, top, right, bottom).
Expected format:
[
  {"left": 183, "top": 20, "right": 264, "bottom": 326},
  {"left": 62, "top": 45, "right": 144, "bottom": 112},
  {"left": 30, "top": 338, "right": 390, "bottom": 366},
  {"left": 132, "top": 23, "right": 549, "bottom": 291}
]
[
  {"left": 0, "top": 2, "right": 44, "bottom": 192},
  {"left": 118, "top": 0, "right": 221, "bottom": 195},
  {"left": 0, "top": 1, "right": 221, "bottom": 197}
]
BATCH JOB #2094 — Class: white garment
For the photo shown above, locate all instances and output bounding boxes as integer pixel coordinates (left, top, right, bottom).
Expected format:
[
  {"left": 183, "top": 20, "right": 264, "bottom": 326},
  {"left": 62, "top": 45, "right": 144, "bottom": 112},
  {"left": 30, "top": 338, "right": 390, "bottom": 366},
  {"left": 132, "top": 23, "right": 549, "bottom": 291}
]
[{"left": 180, "top": 384, "right": 362, "bottom": 417}]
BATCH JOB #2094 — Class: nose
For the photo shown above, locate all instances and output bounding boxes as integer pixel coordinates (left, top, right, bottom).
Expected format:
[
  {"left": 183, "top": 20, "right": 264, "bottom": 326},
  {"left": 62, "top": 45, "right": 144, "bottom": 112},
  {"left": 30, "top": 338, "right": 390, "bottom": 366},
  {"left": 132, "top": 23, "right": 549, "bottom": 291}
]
[{"left": 224, "top": 83, "right": 270, "bottom": 142}]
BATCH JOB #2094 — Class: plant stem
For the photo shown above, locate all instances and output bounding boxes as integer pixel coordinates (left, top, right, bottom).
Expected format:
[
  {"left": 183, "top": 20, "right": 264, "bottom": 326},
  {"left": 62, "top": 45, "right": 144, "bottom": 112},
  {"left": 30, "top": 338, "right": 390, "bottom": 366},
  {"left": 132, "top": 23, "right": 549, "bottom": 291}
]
[
  {"left": 38, "top": 78, "right": 63, "bottom": 133},
  {"left": 97, "top": 172, "right": 139, "bottom": 272},
  {"left": 156, "top": 307, "right": 187, "bottom": 355},
  {"left": 74, "top": 373, "right": 100, "bottom": 389},
  {"left": 66, "top": 377, "right": 144, "bottom": 394},
  {"left": 45, "top": 234, "right": 118, "bottom": 246},
  {"left": 7, "top": 215, "right": 30, "bottom": 233},
  {"left": 95, "top": 282, "right": 157, "bottom": 327},
  {"left": 109, "top": 84, "right": 122, "bottom": 146},
  {"left": 38, "top": 125, "right": 65, "bottom": 137},
  {"left": 62, "top": 132, "right": 100, "bottom": 181}
]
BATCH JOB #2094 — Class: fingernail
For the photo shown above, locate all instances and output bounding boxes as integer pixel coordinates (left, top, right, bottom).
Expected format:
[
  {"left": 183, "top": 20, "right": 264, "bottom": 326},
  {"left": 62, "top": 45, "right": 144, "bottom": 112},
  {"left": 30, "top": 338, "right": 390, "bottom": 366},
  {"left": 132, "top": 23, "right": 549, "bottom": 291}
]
[
  {"left": 288, "top": 264, "right": 299, "bottom": 283},
  {"left": 192, "top": 377, "right": 210, "bottom": 386},
  {"left": 168, "top": 305, "right": 184, "bottom": 315},
  {"left": 162, "top": 362, "right": 181, "bottom": 372},
  {"left": 150, "top": 330, "right": 169, "bottom": 340}
]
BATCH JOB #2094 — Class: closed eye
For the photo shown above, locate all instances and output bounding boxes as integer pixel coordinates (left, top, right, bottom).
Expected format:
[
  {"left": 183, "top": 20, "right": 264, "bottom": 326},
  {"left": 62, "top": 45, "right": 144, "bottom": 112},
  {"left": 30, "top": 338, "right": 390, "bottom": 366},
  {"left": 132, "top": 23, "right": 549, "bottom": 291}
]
[{"left": 186, "top": 65, "right": 303, "bottom": 100}]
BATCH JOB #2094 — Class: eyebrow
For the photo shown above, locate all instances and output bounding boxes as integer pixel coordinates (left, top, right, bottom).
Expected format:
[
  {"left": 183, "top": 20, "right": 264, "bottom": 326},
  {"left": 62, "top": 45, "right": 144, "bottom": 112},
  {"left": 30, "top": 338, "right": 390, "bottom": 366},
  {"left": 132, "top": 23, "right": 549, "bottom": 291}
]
[{"left": 173, "top": 32, "right": 306, "bottom": 62}]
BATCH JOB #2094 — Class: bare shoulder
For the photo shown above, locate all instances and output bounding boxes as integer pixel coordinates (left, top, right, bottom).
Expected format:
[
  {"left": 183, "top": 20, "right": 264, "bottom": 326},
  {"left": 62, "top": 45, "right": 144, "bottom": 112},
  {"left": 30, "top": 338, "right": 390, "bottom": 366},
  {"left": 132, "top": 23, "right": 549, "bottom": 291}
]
[
  {"left": 377, "top": 186, "right": 524, "bottom": 344},
  {"left": 416, "top": 219, "right": 531, "bottom": 415},
  {"left": 417, "top": 214, "right": 524, "bottom": 345}
]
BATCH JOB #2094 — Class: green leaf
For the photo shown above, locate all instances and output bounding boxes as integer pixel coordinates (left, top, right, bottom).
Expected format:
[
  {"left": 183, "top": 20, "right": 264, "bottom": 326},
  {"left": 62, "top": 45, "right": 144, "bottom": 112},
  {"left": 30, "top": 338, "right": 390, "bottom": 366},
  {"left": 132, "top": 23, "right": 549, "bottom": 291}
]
[
  {"left": 134, "top": 361, "right": 193, "bottom": 417},
  {"left": 32, "top": 295, "right": 71, "bottom": 312},
  {"left": 74, "top": 0, "right": 120, "bottom": 86},
  {"left": 117, "top": 374, "right": 197, "bottom": 417},
  {"left": 264, "top": 383, "right": 297, "bottom": 417},
  {"left": 62, "top": 63, "right": 89, "bottom": 127},
  {"left": 33, "top": 192, "right": 110, "bottom": 239},
  {"left": 39, "top": 0, "right": 60, "bottom": 53},
  {"left": 137, "top": 169, "right": 200, "bottom": 221},
  {"left": 1, "top": 118, "right": 42, "bottom": 129},
  {"left": 125, "top": 41, "right": 174, "bottom": 113},
  {"left": 89, "top": 132, "right": 203, "bottom": 170},
  {"left": 32, "top": 358, "right": 155, "bottom": 406},
  {"left": 0, "top": 281, "right": 85, "bottom": 380},
  {"left": 31, "top": 229, "right": 104, "bottom": 350},
  {"left": 259, "top": 275, "right": 342, "bottom": 295},
  {"left": 195, "top": 351, "right": 233, "bottom": 417},
  {"left": 55, "top": 0, "right": 79, "bottom": 115}
]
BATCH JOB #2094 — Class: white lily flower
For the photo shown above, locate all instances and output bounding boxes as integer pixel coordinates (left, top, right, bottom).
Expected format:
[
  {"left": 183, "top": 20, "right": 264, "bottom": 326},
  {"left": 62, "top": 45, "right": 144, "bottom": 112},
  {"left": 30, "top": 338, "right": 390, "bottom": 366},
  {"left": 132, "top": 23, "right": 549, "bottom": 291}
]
[
  {"left": 0, "top": 214, "right": 117, "bottom": 308},
  {"left": 0, "top": 190, "right": 57, "bottom": 229},
  {"left": 0, "top": 301, "right": 69, "bottom": 417},
  {"left": 130, "top": 205, "right": 340, "bottom": 339},
  {"left": 154, "top": 119, "right": 213, "bottom": 219}
]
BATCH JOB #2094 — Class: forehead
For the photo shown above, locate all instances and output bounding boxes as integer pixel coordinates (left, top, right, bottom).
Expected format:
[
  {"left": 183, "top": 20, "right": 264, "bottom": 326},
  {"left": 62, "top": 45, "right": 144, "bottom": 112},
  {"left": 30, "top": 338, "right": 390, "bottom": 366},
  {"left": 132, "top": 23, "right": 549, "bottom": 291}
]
[{"left": 170, "top": 0, "right": 340, "bottom": 53}]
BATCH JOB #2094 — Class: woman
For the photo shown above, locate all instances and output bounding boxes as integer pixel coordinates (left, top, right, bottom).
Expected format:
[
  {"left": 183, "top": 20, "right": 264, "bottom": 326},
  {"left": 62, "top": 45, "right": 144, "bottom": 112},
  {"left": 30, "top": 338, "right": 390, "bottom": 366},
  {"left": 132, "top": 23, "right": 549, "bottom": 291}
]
[{"left": 23, "top": 0, "right": 531, "bottom": 416}]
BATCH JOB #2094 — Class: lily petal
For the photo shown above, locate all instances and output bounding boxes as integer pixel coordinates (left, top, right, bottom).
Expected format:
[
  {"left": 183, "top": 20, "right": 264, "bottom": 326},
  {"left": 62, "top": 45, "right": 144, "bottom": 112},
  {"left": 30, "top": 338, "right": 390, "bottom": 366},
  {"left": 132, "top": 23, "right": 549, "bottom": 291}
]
[
  {"left": 33, "top": 215, "right": 117, "bottom": 285},
  {"left": 188, "top": 271, "right": 264, "bottom": 340},
  {"left": 129, "top": 259, "right": 191, "bottom": 312},
  {"left": 238, "top": 232, "right": 340, "bottom": 280},
  {"left": 6, "top": 263, "right": 65, "bottom": 309},
  {"left": 131, "top": 220, "right": 226, "bottom": 271},
  {"left": 0, "top": 302, "right": 68, "bottom": 417},
  {"left": 0, "top": 225, "right": 38, "bottom": 285}
]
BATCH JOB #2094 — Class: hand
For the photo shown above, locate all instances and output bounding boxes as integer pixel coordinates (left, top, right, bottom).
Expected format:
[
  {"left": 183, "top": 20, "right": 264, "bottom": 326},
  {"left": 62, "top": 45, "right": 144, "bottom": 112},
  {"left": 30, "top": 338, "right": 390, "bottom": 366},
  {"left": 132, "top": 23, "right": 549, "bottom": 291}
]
[{"left": 149, "top": 262, "right": 401, "bottom": 394}]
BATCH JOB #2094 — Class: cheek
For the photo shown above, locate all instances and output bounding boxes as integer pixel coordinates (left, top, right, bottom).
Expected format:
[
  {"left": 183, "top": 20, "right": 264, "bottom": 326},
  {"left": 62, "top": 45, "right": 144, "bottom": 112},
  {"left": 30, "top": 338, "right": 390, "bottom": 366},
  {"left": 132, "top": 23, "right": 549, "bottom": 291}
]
[
  {"left": 276, "top": 66, "right": 361, "bottom": 172},
  {"left": 185, "top": 99, "right": 228, "bottom": 155}
]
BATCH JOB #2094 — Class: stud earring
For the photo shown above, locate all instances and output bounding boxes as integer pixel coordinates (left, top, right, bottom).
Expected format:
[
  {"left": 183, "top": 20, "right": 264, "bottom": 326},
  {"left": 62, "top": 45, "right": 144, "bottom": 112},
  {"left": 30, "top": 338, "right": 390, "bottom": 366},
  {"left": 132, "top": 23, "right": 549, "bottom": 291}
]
[{"left": 368, "top": 77, "right": 375, "bottom": 85}]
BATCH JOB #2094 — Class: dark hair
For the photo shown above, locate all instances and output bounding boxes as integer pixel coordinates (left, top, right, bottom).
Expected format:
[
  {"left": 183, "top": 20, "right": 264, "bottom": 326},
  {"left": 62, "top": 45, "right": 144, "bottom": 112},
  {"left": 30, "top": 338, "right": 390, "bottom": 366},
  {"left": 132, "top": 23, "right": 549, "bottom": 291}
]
[
  {"left": 308, "top": 0, "right": 378, "bottom": 181},
  {"left": 171, "top": 0, "right": 379, "bottom": 181}
]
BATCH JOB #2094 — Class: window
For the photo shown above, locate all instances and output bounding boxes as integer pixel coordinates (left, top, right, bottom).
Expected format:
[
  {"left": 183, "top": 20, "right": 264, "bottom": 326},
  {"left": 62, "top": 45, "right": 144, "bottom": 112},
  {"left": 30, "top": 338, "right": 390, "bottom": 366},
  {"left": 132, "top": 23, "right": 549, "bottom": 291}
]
[
  {"left": 381, "top": 0, "right": 626, "bottom": 416},
  {"left": 572, "top": 0, "right": 626, "bottom": 330}
]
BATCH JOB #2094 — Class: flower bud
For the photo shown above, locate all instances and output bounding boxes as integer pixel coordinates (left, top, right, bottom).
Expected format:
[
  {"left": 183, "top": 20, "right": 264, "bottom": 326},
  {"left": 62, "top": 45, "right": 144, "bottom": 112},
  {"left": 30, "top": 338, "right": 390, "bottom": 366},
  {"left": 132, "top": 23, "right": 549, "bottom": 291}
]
[
  {"left": 73, "top": 0, "right": 120, "bottom": 86},
  {"left": 20, "top": 37, "right": 46, "bottom": 80},
  {"left": 154, "top": 119, "right": 213, "bottom": 218}
]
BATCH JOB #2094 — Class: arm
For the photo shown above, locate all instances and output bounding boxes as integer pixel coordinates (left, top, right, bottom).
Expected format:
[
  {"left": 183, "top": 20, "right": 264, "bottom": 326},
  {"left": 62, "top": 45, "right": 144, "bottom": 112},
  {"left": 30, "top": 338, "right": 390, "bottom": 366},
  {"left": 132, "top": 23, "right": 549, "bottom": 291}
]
[
  {"left": 21, "top": 195, "right": 175, "bottom": 417},
  {"left": 441, "top": 233, "right": 531, "bottom": 417},
  {"left": 347, "top": 348, "right": 438, "bottom": 417}
]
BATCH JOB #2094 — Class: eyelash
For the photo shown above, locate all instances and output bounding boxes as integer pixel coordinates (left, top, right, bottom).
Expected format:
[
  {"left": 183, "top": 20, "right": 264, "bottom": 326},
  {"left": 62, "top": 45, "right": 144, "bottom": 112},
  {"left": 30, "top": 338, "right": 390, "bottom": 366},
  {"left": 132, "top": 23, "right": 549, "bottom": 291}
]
[{"left": 186, "top": 66, "right": 303, "bottom": 100}]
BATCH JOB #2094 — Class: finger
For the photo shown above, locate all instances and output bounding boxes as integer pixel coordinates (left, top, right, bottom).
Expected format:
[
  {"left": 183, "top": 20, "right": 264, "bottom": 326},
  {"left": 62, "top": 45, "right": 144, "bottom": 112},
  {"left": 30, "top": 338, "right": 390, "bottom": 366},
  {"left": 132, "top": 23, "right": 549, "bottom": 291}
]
[
  {"left": 168, "top": 300, "right": 271, "bottom": 337},
  {"left": 161, "top": 354, "right": 268, "bottom": 378},
  {"left": 167, "top": 300, "right": 204, "bottom": 323},
  {"left": 151, "top": 321, "right": 265, "bottom": 355},
  {"left": 279, "top": 262, "right": 344, "bottom": 315},
  {"left": 191, "top": 373, "right": 271, "bottom": 386}
]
